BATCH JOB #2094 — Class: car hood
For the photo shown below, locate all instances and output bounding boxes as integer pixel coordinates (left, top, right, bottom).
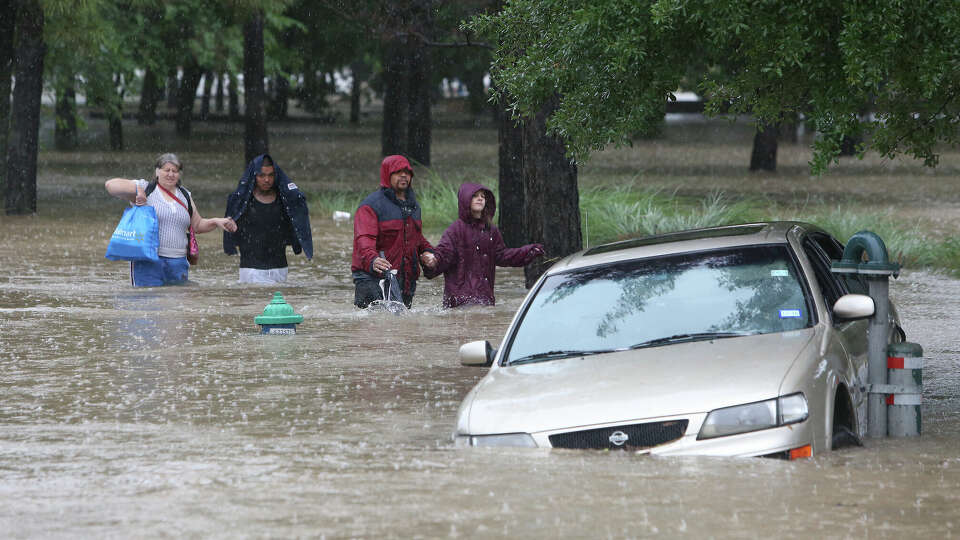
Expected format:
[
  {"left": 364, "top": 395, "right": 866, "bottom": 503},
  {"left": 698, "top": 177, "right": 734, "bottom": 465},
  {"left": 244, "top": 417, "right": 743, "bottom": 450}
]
[{"left": 463, "top": 329, "right": 816, "bottom": 435}]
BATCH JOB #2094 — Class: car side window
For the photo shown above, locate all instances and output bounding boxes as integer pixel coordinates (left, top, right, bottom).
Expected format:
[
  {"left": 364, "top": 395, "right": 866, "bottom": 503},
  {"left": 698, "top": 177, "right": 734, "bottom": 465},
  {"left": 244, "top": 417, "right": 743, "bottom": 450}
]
[
  {"left": 802, "top": 238, "right": 846, "bottom": 314},
  {"left": 812, "top": 233, "right": 868, "bottom": 295}
]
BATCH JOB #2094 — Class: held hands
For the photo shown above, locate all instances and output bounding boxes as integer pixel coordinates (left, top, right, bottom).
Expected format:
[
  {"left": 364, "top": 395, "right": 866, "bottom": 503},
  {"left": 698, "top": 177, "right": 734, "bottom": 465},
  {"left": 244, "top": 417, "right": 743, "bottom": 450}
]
[
  {"left": 219, "top": 218, "right": 238, "bottom": 233},
  {"left": 420, "top": 251, "right": 437, "bottom": 270}
]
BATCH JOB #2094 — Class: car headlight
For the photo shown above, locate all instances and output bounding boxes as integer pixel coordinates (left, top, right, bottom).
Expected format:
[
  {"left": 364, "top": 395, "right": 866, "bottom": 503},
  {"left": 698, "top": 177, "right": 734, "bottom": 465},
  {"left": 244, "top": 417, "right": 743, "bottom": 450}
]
[
  {"left": 453, "top": 433, "right": 538, "bottom": 448},
  {"left": 698, "top": 393, "right": 808, "bottom": 440}
]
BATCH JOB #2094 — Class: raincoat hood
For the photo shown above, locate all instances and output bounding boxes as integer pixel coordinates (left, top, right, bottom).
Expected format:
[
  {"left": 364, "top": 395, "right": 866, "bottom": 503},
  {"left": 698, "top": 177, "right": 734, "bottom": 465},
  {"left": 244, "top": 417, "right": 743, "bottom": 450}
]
[
  {"left": 458, "top": 182, "right": 495, "bottom": 224},
  {"left": 380, "top": 155, "right": 415, "bottom": 189}
]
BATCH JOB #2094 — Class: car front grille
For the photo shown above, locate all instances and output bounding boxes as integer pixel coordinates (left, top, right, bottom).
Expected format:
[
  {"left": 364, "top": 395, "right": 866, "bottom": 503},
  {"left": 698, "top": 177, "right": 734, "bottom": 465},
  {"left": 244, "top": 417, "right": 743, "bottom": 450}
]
[{"left": 548, "top": 420, "right": 688, "bottom": 450}]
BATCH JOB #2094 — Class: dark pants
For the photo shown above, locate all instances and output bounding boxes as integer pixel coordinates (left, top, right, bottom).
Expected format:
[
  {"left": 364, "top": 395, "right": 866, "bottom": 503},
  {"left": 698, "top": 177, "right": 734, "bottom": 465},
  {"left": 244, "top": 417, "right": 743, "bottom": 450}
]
[{"left": 353, "top": 276, "right": 415, "bottom": 309}]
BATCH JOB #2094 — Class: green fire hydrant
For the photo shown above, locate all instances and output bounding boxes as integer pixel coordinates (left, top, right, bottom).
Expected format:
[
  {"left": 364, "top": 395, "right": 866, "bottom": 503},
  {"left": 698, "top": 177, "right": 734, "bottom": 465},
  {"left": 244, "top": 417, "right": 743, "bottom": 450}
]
[{"left": 255, "top": 292, "right": 303, "bottom": 334}]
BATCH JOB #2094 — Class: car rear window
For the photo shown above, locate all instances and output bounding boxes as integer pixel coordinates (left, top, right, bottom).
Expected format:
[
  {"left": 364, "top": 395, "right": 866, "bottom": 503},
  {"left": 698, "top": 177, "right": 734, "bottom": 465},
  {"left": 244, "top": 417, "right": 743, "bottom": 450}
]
[{"left": 504, "top": 245, "right": 813, "bottom": 364}]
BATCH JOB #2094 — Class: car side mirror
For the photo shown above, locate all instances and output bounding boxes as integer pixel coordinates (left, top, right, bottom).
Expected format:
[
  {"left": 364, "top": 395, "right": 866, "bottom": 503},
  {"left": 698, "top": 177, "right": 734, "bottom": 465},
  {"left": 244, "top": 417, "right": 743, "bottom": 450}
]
[
  {"left": 459, "top": 340, "right": 495, "bottom": 367},
  {"left": 833, "top": 294, "right": 875, "bottom": 320}
]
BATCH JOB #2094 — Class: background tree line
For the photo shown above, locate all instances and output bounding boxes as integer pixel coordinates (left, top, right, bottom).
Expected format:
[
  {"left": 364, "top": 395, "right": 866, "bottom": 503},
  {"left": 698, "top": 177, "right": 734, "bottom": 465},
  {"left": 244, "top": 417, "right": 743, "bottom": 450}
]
[{"left": 4, "top": 0, "right": 958, "bottom": 285}]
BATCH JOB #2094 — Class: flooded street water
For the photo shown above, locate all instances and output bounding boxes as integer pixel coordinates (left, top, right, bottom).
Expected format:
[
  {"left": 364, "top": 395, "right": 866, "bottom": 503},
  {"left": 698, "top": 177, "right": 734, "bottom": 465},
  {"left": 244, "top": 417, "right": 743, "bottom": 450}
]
[{"left": 2, "top": 211, "right": 959, "bottom": 539}]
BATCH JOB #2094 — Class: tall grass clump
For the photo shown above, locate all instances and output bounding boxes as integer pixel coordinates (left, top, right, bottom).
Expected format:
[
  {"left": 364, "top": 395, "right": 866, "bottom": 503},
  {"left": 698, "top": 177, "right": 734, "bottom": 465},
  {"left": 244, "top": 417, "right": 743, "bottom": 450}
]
[
  {"left": 779, "top": 207, "right": 934, "bottom": 268},
  {"left": 408, "top": 169, "right": 467, "bottom": 229},
  {"left": 581, "top": 186, "right": 756, "bottom": 246},
  {"left": 310, "top": 190, "right": 363, "bottom": 219},
  {"left": 932, "top": 238, "right": 960, "bottom": 278}
]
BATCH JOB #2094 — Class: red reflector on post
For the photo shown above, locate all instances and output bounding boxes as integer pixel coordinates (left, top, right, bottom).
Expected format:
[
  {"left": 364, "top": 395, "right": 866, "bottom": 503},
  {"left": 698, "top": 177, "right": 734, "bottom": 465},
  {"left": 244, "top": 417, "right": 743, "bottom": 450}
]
[
  {"left": 789, "top": 445, "right": 812, "bottom": 460},
  {"left": 887, "top": 356, "right": 905, "bottom": 369}
]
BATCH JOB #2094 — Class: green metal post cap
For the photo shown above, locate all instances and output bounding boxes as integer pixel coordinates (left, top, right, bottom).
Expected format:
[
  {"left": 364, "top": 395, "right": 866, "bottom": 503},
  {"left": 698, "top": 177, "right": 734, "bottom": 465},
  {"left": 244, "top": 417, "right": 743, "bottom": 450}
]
[
  {"left": 254, "top": 292, "right": 304, "bottom": 325},
  {"left": 830, "top": 230, "right": 901, "bottom": 276}
]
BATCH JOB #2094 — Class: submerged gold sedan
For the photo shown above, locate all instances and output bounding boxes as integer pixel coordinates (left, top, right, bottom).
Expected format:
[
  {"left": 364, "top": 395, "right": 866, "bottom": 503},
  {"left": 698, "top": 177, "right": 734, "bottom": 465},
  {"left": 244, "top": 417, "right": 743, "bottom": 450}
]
[{"left": 453, "top": 222, "right": 903, "bottom": 458}]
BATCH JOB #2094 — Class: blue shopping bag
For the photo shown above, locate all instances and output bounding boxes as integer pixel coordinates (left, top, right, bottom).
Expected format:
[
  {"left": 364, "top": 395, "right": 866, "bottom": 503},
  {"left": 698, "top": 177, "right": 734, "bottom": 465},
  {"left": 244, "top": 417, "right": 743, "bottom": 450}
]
[{"left": 105, "top": 205, "right": 160, "bottom": 262}]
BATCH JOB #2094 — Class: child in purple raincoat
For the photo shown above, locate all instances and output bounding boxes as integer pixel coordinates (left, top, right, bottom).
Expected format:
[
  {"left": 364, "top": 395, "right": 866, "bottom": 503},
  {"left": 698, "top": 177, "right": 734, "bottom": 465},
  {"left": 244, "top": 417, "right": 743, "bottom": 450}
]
[{"left": 427, "top": 182, "right": 544, "bottom": 308}]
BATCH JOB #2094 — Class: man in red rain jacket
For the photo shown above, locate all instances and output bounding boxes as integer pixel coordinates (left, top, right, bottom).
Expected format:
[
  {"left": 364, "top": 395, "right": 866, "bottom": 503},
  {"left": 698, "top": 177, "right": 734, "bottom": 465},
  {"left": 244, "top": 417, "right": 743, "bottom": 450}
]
[{"left": 351, "top": 155, "right": 436, "bottom": 308}]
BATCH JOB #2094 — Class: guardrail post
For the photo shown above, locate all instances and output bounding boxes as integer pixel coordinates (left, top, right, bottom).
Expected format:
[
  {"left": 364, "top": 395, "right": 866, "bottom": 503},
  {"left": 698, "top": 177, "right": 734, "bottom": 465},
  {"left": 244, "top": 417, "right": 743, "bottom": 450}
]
[{"left": 887, "top": 342, "right": 923, "bottom": 437}]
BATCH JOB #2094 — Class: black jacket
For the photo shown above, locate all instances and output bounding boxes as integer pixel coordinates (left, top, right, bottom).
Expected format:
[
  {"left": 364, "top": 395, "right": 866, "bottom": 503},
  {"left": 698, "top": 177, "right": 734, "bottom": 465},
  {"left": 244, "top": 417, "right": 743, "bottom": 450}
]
[{"left": 223, "top": 154, "right": 313, "bottom": 259}]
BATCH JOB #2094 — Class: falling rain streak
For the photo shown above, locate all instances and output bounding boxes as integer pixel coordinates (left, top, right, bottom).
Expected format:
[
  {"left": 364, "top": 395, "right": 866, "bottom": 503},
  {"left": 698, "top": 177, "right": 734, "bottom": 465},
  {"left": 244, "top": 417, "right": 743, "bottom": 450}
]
[{"left": 1, "top": 216, "right": 959, "bottom": 537}]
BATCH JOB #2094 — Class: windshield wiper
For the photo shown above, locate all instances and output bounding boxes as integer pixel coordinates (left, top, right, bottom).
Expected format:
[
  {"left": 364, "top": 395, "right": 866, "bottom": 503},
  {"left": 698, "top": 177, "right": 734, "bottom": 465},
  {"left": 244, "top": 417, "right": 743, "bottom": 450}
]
[
  {"left": 628, "top": 332, "right": 749, "bottom": 350},
  {"left": 508, "top": 349, "right": 616, "bottom": 366}
]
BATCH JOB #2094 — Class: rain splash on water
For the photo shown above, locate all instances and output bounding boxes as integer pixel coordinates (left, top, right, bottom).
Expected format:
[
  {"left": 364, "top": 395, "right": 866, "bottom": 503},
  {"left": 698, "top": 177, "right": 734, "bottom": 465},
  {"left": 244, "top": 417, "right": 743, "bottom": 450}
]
[{"left": 1, "top": 215, "right": 959, "bottom": 538}]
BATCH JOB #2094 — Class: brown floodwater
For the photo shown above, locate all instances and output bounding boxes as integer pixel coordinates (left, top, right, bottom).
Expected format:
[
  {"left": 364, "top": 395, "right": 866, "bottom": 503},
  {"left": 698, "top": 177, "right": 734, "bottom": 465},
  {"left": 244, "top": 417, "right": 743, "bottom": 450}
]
[{"left": 1, "top": 208, "right": 959, "bottom": 538}]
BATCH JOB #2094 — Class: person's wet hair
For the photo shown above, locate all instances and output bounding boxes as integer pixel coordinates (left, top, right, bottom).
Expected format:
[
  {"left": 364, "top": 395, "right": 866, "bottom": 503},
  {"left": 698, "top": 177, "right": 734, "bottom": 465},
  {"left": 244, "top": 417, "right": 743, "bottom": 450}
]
[
  {"left": 155, "top": 153, "right": 183, "bottom": 185},
  {"left": 155, "top": 153, "right": 182, "bottom": 172}
]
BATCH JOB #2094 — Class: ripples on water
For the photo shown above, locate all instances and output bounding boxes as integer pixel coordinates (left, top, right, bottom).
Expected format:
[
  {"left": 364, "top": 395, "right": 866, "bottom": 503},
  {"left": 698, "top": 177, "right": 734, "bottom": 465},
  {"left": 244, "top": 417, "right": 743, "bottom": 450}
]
[{"left": 1, "top": 217, "right": 959, "bottom": 538}]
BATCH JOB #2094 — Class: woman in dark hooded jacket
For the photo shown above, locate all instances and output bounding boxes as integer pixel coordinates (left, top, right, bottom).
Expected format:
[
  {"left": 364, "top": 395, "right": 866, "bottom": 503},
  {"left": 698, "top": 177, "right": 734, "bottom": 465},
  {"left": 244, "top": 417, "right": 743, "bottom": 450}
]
[{"left": 427, "top": 182, "right": 543, "bottom": 308}]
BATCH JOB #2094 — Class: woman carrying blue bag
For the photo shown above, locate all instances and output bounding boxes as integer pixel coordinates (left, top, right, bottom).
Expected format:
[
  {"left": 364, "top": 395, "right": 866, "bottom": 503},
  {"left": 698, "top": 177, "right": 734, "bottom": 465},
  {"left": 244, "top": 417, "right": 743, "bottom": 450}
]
[{"left": 105, "top": 153, "right": 237, "bottom": 287}]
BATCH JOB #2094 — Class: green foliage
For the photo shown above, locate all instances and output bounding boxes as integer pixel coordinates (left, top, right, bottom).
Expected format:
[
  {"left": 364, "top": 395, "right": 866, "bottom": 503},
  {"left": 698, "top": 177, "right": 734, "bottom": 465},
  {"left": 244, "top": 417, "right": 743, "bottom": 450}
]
[
  {"left": 469, "top": 0, "right": 694, "bottom": 160},
  {"left": 472, "top": 0, "right": 960, "bottom": 174}
]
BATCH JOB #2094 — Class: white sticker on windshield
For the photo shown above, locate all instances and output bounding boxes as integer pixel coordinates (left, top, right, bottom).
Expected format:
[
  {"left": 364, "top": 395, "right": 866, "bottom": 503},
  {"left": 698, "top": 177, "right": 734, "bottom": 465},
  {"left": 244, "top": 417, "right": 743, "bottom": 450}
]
[
  {"left": 779, "top": 309, "right": 802, "bottom": 318},
  {"left": 771, "top": 269, "right": 789, "bottom": 277}
]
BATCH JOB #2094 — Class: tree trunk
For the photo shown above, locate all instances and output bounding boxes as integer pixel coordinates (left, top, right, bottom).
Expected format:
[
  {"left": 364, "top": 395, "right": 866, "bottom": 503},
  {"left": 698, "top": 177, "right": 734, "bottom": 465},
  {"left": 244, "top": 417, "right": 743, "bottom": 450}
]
[
  {"left": 54, "top": 82, "right": 77, "bottom": 150},
  {"left": 407, "top": 38, "right": 431, "bottom": 166},
  {"left": 214, "top": 72, "right": 224, "bottom": 113},
  {"left": 520, "top": 96, "right": 581, "bottom": 287},
  {"left": 137, "top": 67, "right": 160, "bottom": 125},
  {"left": 269, "top": 75, "right": 289, "bottom": 119},
  {"left": 108, "top": 112, "right": 123, "bottom": 151},
  {"left": 300, "top": 62, "right": 322, "bottom": 114},
  {"left": 497, "top": 95, "right": 525, "bottom": 248},
  {"left": 175, "top": 60, "right": 203, "bottom": 136},
  {"left": 166, "top": 71, "right": 178, "bottom": 109},
  {"left": 5, "top": 0, "right": 44, "bottom": 215},
  {"left": 265, "top": 78, "right": 275, "bottom": 117},
  {"left": 1, "top": 1, "right": 19, "bottom": 191},
  {"left": 243, "top": 10, "right": 268, "bottom": 162},
  {"left": 349, "top": 61, "right": 363, "bottom": 124},
  {"left": 381, "top": 36, "right": 409, "bottom": 157},
  {"left": 200, "top": 70, "right": 213, "bottom": 120},
  {"left": 749, "top": 121, "right": 779, "bottom": 171},
  {"left": 780, "top": 112, "right": 799, "bottom": 144},
  {"left": 464, "top": 66, "right": 488, "bottom": 117},
  {"left": 108, "top": 75, "right": 124, "bottom": 151},
  {"left": 839, "top": 134, "right": 861, "bottom": 156},
  {"left": 228, "top": 72, "right": 240, "bottom": 119}
]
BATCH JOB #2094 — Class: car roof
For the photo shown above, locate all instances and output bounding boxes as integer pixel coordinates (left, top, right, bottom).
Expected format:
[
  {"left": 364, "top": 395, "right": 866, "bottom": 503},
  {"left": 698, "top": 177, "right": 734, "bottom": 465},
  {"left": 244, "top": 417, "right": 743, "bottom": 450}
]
[{"left": 547, "top": 221, "right": 822, "bottom": 275}]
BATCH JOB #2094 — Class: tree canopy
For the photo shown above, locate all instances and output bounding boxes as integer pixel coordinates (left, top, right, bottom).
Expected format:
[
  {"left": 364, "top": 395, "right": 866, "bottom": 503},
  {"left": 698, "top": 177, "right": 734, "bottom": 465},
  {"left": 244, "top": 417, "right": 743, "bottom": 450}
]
[{"left": 471, "top": 0, "right": 960, "bottom": 173}]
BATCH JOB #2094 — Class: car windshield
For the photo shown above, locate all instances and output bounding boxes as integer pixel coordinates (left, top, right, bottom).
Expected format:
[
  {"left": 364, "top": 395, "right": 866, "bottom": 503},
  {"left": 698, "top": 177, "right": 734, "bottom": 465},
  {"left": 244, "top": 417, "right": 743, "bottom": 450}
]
[{"left": 504, "top": 245, "right": 812, "bottom": 365}]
